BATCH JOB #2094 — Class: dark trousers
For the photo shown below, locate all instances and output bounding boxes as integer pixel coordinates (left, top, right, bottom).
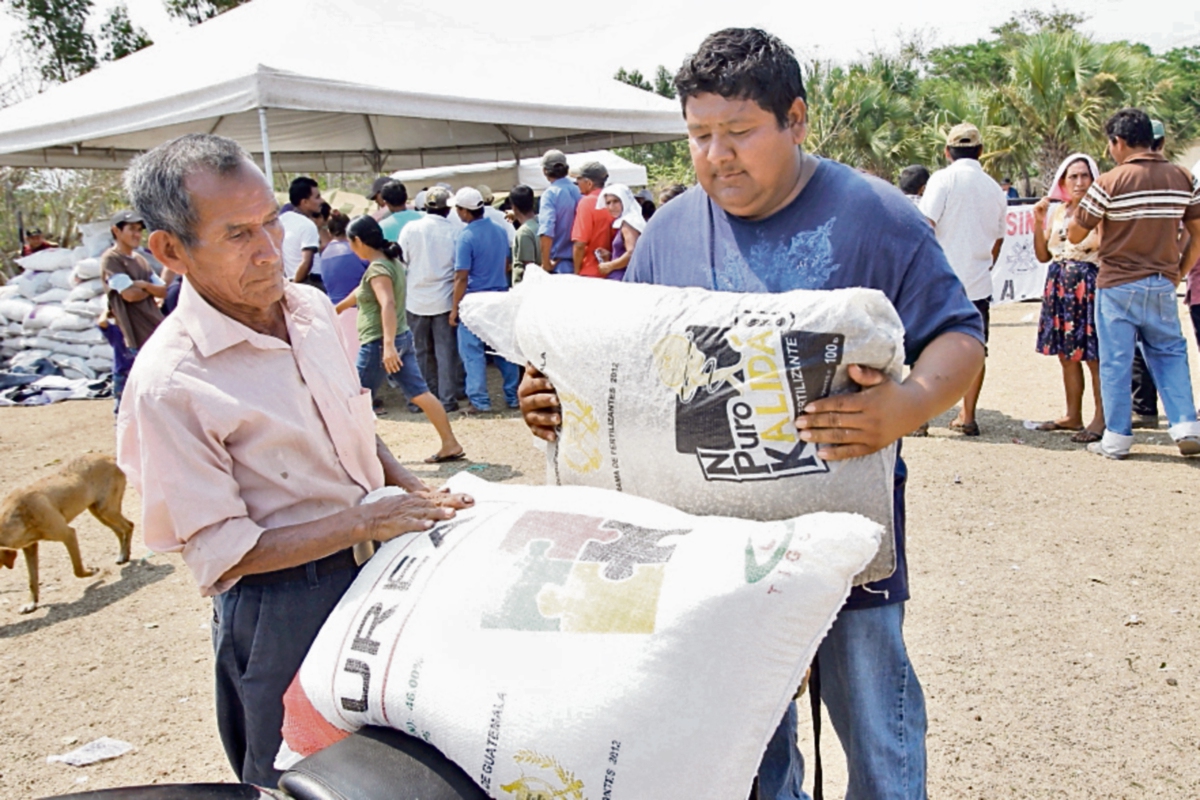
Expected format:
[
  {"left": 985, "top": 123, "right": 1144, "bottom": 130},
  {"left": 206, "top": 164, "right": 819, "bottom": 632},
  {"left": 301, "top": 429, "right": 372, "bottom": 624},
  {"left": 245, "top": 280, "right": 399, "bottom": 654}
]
[
  {"left": 212, "top": 563, "right": 357, "bottom": 788},
  {"left": 1192, "top": 305, "right": 1200, "bottom": 351},
  {"left": 1132, "top": 343, "right": 1160, "bottom": 417},
  {"left": 407, "top": 310, "right": 462, "bottom": 410}
]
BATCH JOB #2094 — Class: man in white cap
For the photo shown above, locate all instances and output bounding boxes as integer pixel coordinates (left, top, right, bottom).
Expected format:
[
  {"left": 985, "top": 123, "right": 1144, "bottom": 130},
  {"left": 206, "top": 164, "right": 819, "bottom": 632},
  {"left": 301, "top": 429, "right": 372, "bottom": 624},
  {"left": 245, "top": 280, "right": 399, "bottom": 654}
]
[
  {"left": 919, "top": 122, "right": 1007, "bottom": 436},
  {"left": 538, "top": 149, "right": 581, "bottom": 274},
  {"left": 449, "top": 187, "right": 521, "bottom": 412}
]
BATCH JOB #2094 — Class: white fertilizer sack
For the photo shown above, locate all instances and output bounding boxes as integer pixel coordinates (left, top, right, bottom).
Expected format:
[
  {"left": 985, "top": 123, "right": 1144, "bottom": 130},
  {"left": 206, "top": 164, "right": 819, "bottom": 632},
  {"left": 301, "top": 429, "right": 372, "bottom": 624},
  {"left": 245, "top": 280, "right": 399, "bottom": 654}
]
[
  {"left": 45, "top": 328, "right": 104, "bottom": 345},
  {"left": 278, "top": 473, "right": 880, "bottom": 800},
  {"left": 22, "top": 304, "right": 64, "bottom": 331},
  {"left": 73, "top": 258, "right": 103, "bottom": 282},
  {"left": 67, "top": 278, "right": 105, "bottom": 300},
  {"left": 87, "top": 357, "right": 114, "bottom": 373},
  {"left": 16, "top": 247, "right": 75, "bottom": 272},
  {"left": 0, "top": 297, "right": 34, "bottom": 323},
  {"left": 460, "top": 270, "right": 905, "bottom": 584},
  {"left": 48, "top": 268, "right": 75, "bottom": 291},
  {"left": 33, "top": 288, "right": 70, "bottom": 304},
  {"left": 14, "top": 270, "right": 52, "bottom": 299},
  {"left": 48, "top": 310, "right": 98, "bottom": 332}
]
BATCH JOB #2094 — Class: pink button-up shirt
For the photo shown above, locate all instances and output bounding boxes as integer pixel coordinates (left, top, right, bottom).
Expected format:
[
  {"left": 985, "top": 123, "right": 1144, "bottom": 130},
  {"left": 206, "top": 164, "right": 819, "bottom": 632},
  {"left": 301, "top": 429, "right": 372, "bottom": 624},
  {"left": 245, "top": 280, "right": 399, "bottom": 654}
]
[{"left": 116, "top": 280, "right": 383, "bottom": 595}]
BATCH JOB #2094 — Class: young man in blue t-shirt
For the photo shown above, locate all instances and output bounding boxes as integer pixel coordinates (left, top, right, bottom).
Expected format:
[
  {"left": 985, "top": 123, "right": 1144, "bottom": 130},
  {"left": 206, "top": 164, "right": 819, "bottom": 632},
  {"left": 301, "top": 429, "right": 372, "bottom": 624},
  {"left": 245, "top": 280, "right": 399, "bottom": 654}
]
[{"left": 519, "top": 28, "right": 985, "bottom": 800}]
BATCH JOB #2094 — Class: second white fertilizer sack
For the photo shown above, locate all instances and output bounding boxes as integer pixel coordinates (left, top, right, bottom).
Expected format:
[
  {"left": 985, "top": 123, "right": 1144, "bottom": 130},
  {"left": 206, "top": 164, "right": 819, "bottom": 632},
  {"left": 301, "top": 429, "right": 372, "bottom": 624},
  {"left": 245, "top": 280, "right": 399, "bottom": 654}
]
[
  {"left": 460, "top": 270, "right": 905, "bottom": 583},
  {"left": 277, "top": 473, "right": 880, "bottom": 800}
]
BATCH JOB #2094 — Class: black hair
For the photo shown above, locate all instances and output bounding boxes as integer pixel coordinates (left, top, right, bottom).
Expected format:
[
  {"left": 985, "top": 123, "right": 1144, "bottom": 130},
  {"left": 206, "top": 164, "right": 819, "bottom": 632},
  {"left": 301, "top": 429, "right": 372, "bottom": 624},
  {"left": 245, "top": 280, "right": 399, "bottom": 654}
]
[
  {"left": 544, "top": 163, "right": 569, "bottom": 180},
  {"left": 347, "top": 214, "right": 402, "bottom": 260},
  {"left": 289, "top": 176, "right": 319, "bottom": 206},
  {"left": 327, "top": 209, "right": 350, "bottom": 237},
  {"left": 1001, "top": 176, "right": 1013, "bottom": 184},
  {"left": 1152, "top": 136, "right": 1165, "bottom": 152},
  {"left": 467, "top": 207, "right": 485, "bottom": 220},
  {"left": 510, "top": 184, "right": 536, "bottom": 214},
  {"left": 898, "top": 164, "right": 930, "bottom": 195},
  {"left": 640, "top": 199, "right": 656, "bottom": 220},
  {"left": 674, "top": 28, "right": 805, "bottom": 128},
  {"left": 1105, "top": 108, "right": 1153, "bottom": 149},
  {"left": 947, "top": 145, "right": 983, "bottom": 162},
  {"left": 426, "top": 206, "right": 450, "bottom": 218},
  {"left": 659, "top": 184, "right": 688, "bottom": 204},
  {"left": 316, "top": 201, "right": 332, "bottom": 221},
  {"left": 380, "top": 180, "right": 408, "bottom": 208}
]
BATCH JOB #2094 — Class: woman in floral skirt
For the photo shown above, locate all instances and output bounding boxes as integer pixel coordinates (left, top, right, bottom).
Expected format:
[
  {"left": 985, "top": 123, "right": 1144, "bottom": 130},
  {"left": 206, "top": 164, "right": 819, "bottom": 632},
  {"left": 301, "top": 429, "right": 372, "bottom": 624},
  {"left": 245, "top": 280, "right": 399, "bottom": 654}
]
[{"left": 1031, "top": 153, "right": 1104, "bottom": 443}]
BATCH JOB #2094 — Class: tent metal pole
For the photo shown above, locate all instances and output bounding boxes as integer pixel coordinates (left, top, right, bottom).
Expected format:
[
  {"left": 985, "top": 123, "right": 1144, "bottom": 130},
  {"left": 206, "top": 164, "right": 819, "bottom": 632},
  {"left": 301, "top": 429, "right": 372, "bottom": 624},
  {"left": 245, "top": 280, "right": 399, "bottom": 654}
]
[{"left": 258, "top": 107, "right": 273, "bottom": 185}]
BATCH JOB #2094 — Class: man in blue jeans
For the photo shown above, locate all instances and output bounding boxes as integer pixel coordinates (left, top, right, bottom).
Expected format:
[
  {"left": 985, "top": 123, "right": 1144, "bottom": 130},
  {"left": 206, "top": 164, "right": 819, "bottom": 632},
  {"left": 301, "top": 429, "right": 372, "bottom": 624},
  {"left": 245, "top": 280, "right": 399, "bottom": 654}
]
[
  {"left": 1070, "top": 107, "right": 1200, "bottom": 459},
  {"left": 519, "top": 28, "right": 985, "bottom": 800},
  {"left": 450, "top": 186, "right": 521, "bottom": 412}
]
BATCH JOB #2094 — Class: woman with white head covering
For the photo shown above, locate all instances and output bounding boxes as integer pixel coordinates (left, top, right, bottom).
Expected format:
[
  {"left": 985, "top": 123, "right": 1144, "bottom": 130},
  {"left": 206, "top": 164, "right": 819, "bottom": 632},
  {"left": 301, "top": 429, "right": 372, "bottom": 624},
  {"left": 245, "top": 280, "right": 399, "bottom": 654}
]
[
  {"left": 1030, "top": 152, "right": 1104, "bottom": 442},
  {"left": 595, "top": 183, "right": 646, "bottom": 281}
]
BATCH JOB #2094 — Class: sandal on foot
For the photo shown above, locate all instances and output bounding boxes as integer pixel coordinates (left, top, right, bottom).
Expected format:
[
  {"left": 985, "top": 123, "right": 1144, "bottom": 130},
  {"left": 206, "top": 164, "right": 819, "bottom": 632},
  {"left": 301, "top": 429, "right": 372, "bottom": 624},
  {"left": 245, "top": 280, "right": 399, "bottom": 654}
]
[
  {"left": 951, "top": 420, "right": 980, "bottom": 436},
  {"left": 424, "top": 451, "right": 466, "bottom": 464},
  {"left": 1035, "top": 420, "right": 1083, "bottom": 432},
  {"left": 1070, "top": 430, "right": 1102, "bottom": 444}
]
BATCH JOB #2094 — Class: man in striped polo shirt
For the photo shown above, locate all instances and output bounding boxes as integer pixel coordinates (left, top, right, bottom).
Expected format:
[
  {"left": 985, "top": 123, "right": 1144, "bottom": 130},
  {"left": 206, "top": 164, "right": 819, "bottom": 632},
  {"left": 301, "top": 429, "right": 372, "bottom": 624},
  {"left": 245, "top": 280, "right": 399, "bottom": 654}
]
[{"left": 1070, "top": 107, "right": 1200, "bottom": 459}]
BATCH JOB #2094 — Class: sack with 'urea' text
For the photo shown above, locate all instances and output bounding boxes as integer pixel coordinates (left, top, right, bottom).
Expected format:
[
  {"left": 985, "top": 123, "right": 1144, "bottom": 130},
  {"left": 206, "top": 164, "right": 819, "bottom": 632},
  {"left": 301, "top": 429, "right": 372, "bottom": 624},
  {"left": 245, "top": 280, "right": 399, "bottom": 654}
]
[
  {"left": 276, "top": 473, "right": 881, "bottom": 800},
  {"left": 460, "top": 269, "right": 905, "bottom": 584}
]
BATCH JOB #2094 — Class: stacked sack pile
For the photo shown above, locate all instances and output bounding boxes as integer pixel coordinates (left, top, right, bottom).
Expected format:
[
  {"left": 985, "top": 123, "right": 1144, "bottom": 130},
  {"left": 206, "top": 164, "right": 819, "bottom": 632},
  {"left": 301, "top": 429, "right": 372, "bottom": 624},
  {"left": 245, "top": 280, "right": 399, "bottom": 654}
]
[{"left": 0, "top": 222, "right": 114, "bottom": 379}]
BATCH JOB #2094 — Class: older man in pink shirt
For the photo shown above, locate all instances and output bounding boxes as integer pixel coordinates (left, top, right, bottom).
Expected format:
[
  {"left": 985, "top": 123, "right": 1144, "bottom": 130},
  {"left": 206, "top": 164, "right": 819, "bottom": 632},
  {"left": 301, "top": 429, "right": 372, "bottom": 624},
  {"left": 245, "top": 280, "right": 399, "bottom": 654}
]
[{"left": 116, "top": 134, "right": 471, "bottom": 788}]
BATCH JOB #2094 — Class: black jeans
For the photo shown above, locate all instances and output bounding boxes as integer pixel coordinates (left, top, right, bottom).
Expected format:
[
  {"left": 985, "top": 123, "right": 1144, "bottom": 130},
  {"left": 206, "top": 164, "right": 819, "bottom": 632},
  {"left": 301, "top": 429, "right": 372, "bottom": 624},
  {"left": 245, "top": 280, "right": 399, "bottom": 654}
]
[
  {"left": 212, "top": 562, "right": 357, "bottom": 787},
  {"left": 407, "top": 310, "right": 463, "bottom": 409},
  {"left": 1131, "top": 343, "right": 1159, "bottom": 417}
]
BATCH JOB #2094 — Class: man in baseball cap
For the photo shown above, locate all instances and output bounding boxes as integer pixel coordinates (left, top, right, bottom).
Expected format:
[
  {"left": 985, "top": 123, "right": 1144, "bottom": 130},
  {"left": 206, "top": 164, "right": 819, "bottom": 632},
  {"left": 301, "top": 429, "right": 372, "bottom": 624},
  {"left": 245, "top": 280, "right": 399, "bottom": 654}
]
[
  {"left": 538, "top": 149, "right": 581, "bottom": 273},
  {"left": 369, "top": 176, "right": 392, "bottom": 220},
  {"left": 102, "top": 208, "right": 165, "bottom": 410},
  {"left": 570, "top": 160, "right": 614, "bottom": 277},
  {"left": 919, "top": 122, "right": 1007, "bottom": 436},
  {"left": 450, "top": 185, "right": 521, "bottom": 412}
]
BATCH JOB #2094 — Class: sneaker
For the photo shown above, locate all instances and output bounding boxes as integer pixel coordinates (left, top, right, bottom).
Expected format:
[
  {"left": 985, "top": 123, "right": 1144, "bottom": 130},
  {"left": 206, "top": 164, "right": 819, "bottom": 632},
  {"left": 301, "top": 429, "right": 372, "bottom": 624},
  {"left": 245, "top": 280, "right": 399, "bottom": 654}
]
[
  {"left": 1086, "top": 441, "right": 1127, "bottom": 460},
  {"left": 1131, "top": 414, "right": 1160, "bottom": 430},
  {"left": 1177, "top": 436, "right": 1200, "bottom": 457}
]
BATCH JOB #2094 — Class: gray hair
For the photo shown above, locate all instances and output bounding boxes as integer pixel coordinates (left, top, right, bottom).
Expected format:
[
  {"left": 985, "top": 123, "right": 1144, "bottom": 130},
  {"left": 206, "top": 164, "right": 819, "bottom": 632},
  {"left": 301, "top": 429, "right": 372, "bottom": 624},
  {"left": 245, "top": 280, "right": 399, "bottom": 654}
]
[{"left": 124, "top": 134, "right": 253, "bottom": 247}]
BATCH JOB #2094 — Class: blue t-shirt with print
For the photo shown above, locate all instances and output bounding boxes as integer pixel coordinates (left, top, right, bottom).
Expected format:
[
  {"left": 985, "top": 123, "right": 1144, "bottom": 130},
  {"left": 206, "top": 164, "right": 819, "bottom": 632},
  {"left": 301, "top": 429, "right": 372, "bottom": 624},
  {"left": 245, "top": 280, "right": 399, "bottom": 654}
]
[
  {"left": 455, "top": 216, "right": 510, "bottom": 294},
  {"left": 626, "top": 158, "right": 984, "bottom": 608}
]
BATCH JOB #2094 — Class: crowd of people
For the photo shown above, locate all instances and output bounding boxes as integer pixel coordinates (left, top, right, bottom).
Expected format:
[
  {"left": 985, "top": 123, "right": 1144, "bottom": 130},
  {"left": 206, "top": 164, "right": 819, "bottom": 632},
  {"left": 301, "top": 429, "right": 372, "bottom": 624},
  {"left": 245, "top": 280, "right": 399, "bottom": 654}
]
[
  {"left": 894, "top": 111, "right": 1200, "bottom": 458},
  {"left": 23, "top": 22, "right": 1191, "bottom": 800}
]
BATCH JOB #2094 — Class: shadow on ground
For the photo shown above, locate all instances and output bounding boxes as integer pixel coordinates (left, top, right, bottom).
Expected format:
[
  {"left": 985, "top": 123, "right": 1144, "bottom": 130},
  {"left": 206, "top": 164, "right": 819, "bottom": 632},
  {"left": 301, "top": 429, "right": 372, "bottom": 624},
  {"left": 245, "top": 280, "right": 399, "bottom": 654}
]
[
  {"left": 0, "top": 560, "right": 175, "bottom": 639},
  {"left": 915, "top": 408, "right": 1200, "bottom": 465}
]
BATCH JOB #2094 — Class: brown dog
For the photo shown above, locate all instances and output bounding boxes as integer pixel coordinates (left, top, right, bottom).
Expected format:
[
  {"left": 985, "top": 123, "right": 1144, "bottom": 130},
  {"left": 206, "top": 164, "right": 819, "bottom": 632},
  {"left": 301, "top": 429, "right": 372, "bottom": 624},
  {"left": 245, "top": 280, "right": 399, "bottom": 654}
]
[{"left": 0, "top": 454, "right": 134, "bottom": 614}]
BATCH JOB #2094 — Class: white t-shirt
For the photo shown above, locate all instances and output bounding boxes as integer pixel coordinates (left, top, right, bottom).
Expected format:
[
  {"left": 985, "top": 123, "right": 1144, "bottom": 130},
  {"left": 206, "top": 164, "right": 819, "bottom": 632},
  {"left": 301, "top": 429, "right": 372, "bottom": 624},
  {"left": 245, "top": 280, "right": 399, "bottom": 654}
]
[
  {"left": 398, "top": 213, "right": 458, "bottom": 316},
  {"left": 280, "top": 210, "right": 320, "bottom": 280},
  {"left": 919, "top": 159, "right": 1008, "bottom": 302}
]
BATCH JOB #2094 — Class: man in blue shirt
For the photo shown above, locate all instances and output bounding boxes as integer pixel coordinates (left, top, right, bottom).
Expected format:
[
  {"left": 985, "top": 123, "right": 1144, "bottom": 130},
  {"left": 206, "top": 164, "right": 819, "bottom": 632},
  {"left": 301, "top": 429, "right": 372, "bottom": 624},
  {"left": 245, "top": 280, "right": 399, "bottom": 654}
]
[
  {"left": 450, "top": 187, "right": 520, "bottom": 412},
  {"left": 519, "top": 28, "right": 985, "bottom": 800},
  {"left": 537, "top": 149, "right": 581, "bottom": 274}
]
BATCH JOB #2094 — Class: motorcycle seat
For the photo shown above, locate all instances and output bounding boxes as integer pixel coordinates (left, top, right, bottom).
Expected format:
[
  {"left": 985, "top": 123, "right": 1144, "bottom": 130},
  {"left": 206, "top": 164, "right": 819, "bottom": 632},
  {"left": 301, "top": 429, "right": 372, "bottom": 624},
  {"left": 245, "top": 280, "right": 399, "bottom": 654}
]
[{"left": 278, "top": 727, "right": 489, "bottom": 800}]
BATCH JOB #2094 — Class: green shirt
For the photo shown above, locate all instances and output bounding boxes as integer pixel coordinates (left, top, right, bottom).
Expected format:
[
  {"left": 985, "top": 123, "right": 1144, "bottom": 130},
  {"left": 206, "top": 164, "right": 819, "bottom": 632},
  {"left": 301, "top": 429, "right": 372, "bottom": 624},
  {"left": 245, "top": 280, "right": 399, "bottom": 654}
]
[
  {"left": 355, "top": 256, "right": 409, "bottom": 344},
  {"left": 512, "top": 217, "right": 540, "bottom": 284}
]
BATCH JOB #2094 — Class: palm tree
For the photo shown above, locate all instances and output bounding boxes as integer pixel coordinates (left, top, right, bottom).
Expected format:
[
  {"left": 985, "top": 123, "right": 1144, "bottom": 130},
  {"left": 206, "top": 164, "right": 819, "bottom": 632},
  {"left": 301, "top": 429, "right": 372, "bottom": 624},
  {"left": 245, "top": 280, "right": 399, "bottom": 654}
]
[{"left": 999, "top": 31, "right": 1157, "bottom": 191}]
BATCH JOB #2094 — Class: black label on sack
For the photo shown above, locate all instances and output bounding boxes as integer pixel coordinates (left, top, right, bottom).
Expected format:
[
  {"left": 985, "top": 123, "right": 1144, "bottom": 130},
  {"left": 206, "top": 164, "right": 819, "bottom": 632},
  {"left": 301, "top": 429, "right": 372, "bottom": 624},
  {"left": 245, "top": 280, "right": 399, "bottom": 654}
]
[{"left": 655, "top": 321, "right": 843, "bottom": 482}]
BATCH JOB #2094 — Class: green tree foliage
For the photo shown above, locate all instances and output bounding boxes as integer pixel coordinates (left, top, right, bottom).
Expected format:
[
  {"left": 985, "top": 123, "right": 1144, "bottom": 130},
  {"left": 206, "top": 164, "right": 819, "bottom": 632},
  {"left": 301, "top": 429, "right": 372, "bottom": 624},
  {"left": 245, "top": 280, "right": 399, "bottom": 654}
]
[
  {"left": 613, "top": 65, "right": 693, "bottom": 188},
  {"left": 5, "top": 0, "right": 98, "bottom": 84},
  {"left": 164, "top": 0, "right": 249, "bottom": 25},
  {"left": 100, "top": 3, "right": 153, "bottom": 61}
]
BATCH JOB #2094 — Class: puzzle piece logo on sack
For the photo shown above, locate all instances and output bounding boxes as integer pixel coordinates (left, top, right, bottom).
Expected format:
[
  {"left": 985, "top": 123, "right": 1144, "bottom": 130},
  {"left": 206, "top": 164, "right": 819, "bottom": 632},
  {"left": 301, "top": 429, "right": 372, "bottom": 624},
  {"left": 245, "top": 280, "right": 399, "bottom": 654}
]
[
  {"left": 501, "top": 749, "right": 585, "bottom": 800},
  {"left": 482, "top": 511, "right": 689, "bottom": 634},
  {"left": 653, "top": 318, "right": 844, "bottom": 482}
]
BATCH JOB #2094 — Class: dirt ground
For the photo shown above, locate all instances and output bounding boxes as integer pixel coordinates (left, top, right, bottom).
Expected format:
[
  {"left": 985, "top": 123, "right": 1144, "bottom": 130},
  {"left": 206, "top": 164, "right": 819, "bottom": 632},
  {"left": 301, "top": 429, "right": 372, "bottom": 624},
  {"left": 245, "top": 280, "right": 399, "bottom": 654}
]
[{"left": 2, "top": 300, "right": 1199, "bottom": 799}]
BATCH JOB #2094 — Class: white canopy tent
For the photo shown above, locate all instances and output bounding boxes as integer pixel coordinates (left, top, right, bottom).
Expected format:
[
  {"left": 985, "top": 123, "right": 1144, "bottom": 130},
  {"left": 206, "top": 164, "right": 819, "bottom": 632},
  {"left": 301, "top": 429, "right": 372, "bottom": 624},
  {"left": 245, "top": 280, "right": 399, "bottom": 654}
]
[
  {"left": 0, "top": 0, "right": 684, "bottom": 177},
  {"left": 390, "top": 149, "right": 648, "bottom": 193}
]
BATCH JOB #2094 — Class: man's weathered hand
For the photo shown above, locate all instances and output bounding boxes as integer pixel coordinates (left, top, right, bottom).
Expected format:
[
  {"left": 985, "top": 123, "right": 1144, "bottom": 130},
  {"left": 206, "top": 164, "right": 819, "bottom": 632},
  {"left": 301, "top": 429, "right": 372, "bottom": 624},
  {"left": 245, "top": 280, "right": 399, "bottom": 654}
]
[
  {"left": 360, "top": 491, "right": 473, "bottom": 543},
  {"left": 518, "top": 363, "right": 560, "bottom": 442},
  {"left": 795, "top": 365, "right": 921, "bottom": 461}
]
